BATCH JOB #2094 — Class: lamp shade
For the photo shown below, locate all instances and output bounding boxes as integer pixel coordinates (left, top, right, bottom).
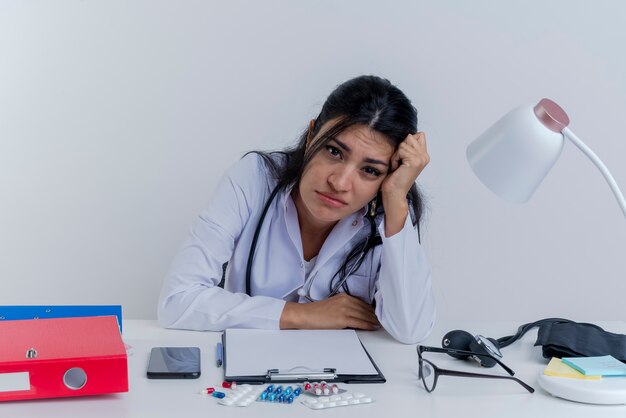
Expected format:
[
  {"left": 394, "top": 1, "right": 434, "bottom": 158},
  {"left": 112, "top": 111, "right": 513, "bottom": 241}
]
[{"left": 466, "top": 99, "right": 570, "bottom": 203}]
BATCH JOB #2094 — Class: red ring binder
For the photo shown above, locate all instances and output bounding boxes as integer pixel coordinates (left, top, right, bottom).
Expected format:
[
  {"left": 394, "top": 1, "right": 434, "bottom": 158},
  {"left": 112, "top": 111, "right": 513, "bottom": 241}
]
[{"left": 0, "top": 316, "right": 128, "bottom": 401}]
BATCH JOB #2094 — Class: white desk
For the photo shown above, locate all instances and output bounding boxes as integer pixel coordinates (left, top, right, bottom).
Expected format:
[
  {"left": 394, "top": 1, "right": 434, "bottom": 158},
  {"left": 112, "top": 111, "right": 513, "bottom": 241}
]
[{"left": 3, "top": 320, "right": 625, "bottom": 417}]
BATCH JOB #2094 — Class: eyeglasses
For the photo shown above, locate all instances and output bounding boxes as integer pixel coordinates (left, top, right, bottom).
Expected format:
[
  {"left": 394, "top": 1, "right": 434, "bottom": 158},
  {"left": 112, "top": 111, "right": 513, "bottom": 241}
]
[{"left": 417, "top": 345, "right": 535, "bottom": 393}]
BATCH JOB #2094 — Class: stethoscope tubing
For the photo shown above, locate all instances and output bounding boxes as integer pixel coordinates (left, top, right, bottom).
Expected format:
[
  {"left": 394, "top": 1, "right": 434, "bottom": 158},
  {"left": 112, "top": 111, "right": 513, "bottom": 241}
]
[{"left": 245, "top": 184, "right": 379, "bottom": 300}]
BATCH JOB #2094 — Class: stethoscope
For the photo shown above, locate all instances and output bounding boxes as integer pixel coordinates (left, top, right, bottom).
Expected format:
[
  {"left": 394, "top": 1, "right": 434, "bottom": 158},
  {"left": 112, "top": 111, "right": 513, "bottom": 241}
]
[
  {"left": 296, "top": 227, "right": 378, "bottom": 302},
  {"left": 245, "top": 184, "right": 381, "bottom": 301}
]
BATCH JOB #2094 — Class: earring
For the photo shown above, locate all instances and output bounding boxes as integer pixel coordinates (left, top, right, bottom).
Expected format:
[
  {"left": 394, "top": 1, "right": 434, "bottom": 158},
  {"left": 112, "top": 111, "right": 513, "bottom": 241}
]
[{"left": 369, "top": 198, "right": 377, "bottom": 217}]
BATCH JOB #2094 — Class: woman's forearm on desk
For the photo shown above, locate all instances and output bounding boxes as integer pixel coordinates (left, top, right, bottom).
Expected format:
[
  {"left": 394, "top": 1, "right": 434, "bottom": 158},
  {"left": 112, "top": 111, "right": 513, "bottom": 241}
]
[
  {"left": 158, "top": 279, "right": 286, "bottom": 331},
  {"left": 374, "top": 214, "right": 436, "bottom": 345},
  {"left": 280, "top": 294, "right": 381, "bottom": 331}
]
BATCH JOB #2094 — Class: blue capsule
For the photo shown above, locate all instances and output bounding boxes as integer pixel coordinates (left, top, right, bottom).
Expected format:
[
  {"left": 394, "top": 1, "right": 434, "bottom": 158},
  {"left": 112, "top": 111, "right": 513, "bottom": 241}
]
[
  {"left": 265, "top": 384, "right": 275, "bottom": 393},
  {"left": 274, "top": 385, "right": 283, "bottom": 395},
  {"left": 284, "top": 386, "right": 293, "bottom": 396},
  {"left": 287, "top": 394, "right": 295, "bottom": 404},
  {"left": 268, "top": 392, "right": 278, "bottom": 402},
  {"left": 259, "top": 391, "right": 268, "bottom": 401},
  {"left": 278, "top": 393, "right": 286, "bottom": 403},
  {"left": 293, "top": 387, "right": 302, "bottom": 396},
  {"left": 212, "top": 391, "right": 226, "bottom": 399}
]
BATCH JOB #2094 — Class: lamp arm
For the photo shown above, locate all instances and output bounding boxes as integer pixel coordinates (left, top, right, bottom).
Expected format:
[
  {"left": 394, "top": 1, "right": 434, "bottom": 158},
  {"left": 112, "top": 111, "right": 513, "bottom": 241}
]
[{"left": 562, "top": 127, "right": 626, "bottom": 219}]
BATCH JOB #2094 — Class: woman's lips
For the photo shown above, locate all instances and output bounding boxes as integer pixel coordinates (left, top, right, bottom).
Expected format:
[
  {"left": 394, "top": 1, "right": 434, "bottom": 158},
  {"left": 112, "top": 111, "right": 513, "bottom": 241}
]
[{"left": 316, "top": 191, "right": 347, "bottom": 208}]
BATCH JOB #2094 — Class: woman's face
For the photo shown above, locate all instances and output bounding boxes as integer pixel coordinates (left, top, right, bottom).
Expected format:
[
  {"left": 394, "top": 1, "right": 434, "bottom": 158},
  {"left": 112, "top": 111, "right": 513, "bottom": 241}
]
[{"left": 295, "top": 122, "right": 395, "bottom": 228}]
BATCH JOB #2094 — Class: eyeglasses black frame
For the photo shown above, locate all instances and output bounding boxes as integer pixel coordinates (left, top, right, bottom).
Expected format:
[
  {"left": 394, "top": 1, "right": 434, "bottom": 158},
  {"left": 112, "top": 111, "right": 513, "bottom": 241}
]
[{"left": 417, "top": 345, "right": 535, "bottom": 393}]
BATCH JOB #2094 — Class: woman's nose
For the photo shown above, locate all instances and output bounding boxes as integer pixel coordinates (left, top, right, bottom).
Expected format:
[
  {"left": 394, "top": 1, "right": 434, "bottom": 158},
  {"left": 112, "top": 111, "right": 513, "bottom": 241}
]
[{"left": 328, "top": 166, "right": 354, "bottom": 192}]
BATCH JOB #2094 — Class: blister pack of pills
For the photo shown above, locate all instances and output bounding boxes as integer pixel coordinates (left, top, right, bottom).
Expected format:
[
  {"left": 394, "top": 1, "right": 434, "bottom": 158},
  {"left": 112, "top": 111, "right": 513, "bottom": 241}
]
[
  {"left": 257, "top": 384, "right": 303, "bottom": 403},
  {"left": 301, "top": 392, "right": 374, "bottom": 409},
  {"left": 302, "top": 381, "right": 346, "bottom": 396},
  {"left": 218, "top": 384, "right": 266, "bottom": 407}
]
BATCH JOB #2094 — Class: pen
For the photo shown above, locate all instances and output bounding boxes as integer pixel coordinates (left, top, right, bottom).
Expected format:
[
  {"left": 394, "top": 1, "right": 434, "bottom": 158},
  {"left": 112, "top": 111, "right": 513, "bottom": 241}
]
[{"left": 216, "top": 342, "right": 223, "bottom": 367}]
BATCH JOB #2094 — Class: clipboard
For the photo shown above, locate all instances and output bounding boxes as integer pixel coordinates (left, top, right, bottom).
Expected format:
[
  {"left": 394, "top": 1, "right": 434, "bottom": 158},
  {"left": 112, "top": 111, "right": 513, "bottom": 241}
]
[{"left": 222, "top": 329, "right": 385, "bottom": 384}]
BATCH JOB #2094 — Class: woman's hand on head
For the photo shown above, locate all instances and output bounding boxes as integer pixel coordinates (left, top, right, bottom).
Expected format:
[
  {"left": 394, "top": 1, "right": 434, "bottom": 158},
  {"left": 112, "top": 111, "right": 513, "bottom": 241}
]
[
  {"left": 381, "top": 132, "right": 429, "bottom": 199},
  {"left": 280, "top": 293, "right": 381, "bottom": 331},
  {"left": 379, "top": 132, "right": 429, "bottom": 236}
]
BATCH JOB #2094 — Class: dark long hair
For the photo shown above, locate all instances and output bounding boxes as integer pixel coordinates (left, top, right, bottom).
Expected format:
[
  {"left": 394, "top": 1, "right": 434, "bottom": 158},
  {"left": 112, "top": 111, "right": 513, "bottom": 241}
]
[
  {"left": 248, "top": 75, "right": 425, "bottom": 300},
  {"left": 253, "top": 75, "right": 424, "bottom": 225}
]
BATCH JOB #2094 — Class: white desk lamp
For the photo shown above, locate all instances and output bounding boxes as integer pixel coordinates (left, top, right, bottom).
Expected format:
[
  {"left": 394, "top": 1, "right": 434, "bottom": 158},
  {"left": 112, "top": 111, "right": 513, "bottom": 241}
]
[
  {"left": 466, "top": 98, "right": 626, "bottom": 404},
  {"left": 466, "top": 98, "right": 626, "bottom": 218}
]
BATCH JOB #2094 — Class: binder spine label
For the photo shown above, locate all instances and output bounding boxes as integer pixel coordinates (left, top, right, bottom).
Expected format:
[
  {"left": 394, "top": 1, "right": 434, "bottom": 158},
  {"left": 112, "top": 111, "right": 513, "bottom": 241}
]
[{"left": 0, "top": 372, "right": 30, "bottom": 392}]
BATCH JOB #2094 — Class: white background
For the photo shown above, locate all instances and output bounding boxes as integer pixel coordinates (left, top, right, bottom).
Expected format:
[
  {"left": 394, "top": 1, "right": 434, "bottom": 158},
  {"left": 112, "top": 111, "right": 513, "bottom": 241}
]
[{"left": 1, "top": 0, "right": 625, "bottom": 324}]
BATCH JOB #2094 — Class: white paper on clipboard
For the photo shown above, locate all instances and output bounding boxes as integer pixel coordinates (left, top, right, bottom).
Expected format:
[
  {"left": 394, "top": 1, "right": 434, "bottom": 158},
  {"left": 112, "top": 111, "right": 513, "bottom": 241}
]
[{"left": 223, "top": 329, "right": 379, "bottom": 378}]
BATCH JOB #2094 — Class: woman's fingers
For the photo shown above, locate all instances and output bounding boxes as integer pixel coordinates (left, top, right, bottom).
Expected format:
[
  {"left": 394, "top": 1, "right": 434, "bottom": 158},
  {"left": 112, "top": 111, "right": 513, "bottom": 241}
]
[
  {"left": 280, "top": 293, "right": 380, "bottom": 330},
  {"left": 381, "top": 132, "right": 430, "bottom": 197}
]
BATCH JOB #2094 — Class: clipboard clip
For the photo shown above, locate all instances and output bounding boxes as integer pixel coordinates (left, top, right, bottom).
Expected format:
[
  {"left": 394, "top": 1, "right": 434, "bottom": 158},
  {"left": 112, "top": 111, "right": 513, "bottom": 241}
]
[{"left": 266, "top": 367, "right": 337, "bottom": 382}]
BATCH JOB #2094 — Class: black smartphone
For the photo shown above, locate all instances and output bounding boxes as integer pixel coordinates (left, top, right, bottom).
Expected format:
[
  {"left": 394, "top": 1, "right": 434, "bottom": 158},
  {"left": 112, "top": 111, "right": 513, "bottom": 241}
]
[{"left": 146, "top": 347, "right": 201, "bottom": 379}]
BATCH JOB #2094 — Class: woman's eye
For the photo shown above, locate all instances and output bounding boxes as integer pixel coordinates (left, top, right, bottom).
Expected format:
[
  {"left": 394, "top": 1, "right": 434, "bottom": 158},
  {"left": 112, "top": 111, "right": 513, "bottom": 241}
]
[
  {"left": 326, "top": 145, "right": 341, "bottom": 158},
  {"left": 363, "top": 167, "right": 382, "bottom": 177}
]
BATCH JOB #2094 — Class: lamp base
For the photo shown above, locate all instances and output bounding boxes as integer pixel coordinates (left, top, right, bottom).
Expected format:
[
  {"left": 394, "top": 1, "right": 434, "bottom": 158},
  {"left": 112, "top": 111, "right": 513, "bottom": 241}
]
[{"left": 538, "top": 372, "right": 626, "bottom": 405}]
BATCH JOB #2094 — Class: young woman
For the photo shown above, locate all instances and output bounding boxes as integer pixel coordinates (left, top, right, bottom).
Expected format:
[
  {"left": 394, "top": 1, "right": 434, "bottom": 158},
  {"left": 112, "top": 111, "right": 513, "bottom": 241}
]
[{"left": 158, "top": 75, "right": 435, "bottom": 344}]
